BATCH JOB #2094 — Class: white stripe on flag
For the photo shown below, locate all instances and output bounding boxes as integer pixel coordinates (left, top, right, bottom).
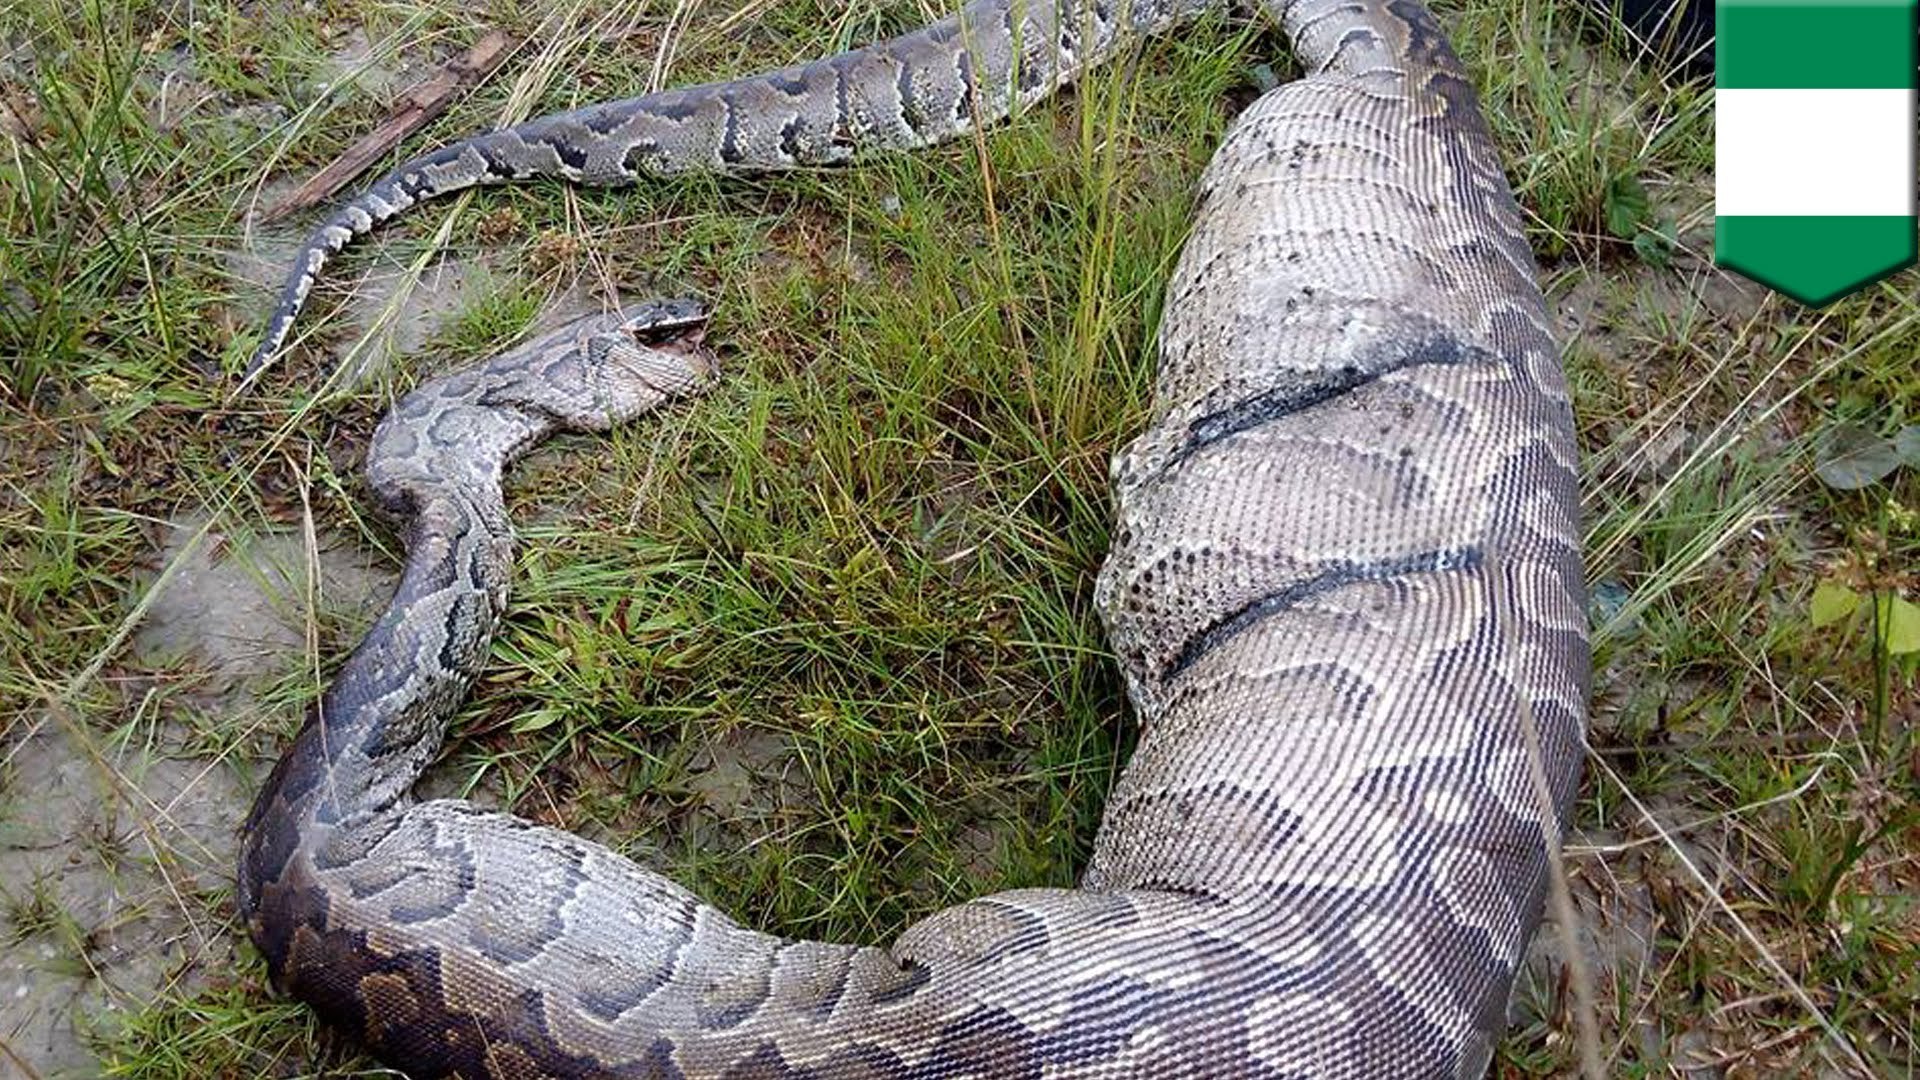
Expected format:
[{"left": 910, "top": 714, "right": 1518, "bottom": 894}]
[{"left": 1716, "top": 89, "right": 1916, "bottom": 216}]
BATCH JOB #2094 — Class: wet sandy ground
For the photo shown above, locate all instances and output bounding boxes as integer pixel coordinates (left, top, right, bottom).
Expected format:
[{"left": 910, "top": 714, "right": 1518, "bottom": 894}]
[{"left": 1, "top": 517, "right": 392, "bottom": 1076}]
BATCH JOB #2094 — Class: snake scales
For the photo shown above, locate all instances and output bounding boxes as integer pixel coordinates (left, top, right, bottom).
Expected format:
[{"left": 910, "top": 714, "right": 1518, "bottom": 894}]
[{"left": 236, "top": 1, "right": 1589, "bottom": 1076}]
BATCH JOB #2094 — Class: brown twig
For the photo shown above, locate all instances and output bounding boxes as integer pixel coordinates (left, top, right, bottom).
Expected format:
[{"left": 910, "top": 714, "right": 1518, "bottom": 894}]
[{"left": 260, "top": 30, "right": 517, "bottom": 224}]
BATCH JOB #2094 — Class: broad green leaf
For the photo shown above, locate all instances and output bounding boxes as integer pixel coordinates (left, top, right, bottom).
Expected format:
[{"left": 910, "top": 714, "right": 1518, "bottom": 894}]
[
  {"left": 1604, "top": 173, "right": 1654, "bottom": 242},
  {"left": 1879, "top": 594, "right": 1920, "bottom": 655},
  {"left": 1810, "top": 580, "right": 1863, "bottom": 628},
  {"left": 1632, "top": 220, "right": 1677, "bottom": 267},
  {"left": 1815, "top": 426, "right": 1902, "bottom": 490}
]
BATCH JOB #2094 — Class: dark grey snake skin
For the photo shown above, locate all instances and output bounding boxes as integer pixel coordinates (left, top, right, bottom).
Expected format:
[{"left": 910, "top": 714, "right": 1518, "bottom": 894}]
[{"left": 236, "top": 1, "right": 1589, "bottom": 1076}]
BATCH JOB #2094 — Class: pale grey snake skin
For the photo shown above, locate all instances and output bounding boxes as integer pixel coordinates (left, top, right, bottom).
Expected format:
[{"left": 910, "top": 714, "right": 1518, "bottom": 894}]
[{"left": 236, "top": 1, "right": 1589, "bottom": 1077}]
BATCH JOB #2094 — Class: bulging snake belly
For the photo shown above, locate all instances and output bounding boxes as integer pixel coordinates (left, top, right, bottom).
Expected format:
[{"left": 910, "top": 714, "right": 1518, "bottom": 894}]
[{"left": 235, "top": 1, "right": 1589, "bottom": 1076}]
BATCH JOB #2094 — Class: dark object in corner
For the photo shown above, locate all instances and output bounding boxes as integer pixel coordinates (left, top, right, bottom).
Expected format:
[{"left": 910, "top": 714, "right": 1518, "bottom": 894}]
[{"left": 1584, "top": 0, "right": 1715, "bottom": 79}]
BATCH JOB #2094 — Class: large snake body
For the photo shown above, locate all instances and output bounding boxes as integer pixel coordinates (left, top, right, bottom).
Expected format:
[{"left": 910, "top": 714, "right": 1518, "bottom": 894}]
[{"left": 237, "top": 1, "right": 1588, "bottom": 1076}]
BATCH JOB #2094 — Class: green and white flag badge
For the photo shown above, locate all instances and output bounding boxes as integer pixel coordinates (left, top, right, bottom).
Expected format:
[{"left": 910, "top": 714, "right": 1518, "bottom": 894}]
[{"left": 1716, "top": 0, "right": 1917, "bottom": 306}]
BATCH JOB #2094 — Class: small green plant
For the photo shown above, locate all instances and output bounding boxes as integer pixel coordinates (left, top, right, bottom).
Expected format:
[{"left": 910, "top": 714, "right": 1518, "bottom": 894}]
[
  {"left": 1809, "top": 423, "right": 1920, "bottom": 672},
  {"left": 1808, "top": 421, "right": 1920, "bottom": 758},
  {"left": 1603, "top": 171, "right": 1677, "bottom": 266},
  {"left": 1810, "top": 579, "right": 1920, "bottom": 659}
]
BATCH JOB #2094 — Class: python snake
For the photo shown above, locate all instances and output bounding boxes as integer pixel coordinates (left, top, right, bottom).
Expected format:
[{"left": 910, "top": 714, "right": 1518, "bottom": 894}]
[{"left": 236, "top": 1, "right": 1589, "bottom": 1076}]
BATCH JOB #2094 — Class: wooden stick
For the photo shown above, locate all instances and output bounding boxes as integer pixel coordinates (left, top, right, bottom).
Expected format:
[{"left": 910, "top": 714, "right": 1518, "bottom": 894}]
[{"left": 262, "top": 30, "right": 516, "bottom": 223}]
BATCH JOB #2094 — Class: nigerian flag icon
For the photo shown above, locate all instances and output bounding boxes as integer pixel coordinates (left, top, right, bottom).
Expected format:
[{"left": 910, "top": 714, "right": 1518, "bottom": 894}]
[{"left": 1716, "top": 0, "right": 1918, "bottom": 306}]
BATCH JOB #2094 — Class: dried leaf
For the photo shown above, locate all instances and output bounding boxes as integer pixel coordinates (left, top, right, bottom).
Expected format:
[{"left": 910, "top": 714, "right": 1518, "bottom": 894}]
[
  {"left": 1894, "top": 424, "right": 1920, "bottom": 467},
  {"left": 1815, "top": 426, "right": 1902, "bottom": 490}
]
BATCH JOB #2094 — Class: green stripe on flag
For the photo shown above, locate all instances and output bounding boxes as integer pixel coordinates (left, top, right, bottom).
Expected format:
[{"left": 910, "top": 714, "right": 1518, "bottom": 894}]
[
  {"left": 1717, "top": 0, "right": 1917, "bottom": 89},
  {"left": 1717, "top": 216, "right": 1918, "bottom": 305}
]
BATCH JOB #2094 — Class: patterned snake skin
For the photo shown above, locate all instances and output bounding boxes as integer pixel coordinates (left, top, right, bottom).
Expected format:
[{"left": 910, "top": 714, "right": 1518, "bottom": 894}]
[{"left": 236, "top": 1, "right": 1589, "bottom": 1076}]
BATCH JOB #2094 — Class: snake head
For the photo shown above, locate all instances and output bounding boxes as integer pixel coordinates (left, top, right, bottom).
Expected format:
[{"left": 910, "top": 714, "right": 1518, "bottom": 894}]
[
  {"left": 508, "top": 298, "right": 714, "bottom": 389},
  {"left": 552, "top": 298, "right": 713, "bottom": 382},
  {"left": 528, "top": 298, "right": 718, "bottom": 421}
]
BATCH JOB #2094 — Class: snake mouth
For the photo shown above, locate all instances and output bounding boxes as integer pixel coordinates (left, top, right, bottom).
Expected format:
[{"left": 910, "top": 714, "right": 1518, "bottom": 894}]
[
  {"left": 602, "top": 301, "right": 717, "bottom": 386},
  {"left": 614, "top": 299, "right": 710, "bottom": 351},
  {"left": 644, "top": 321, "right": 709, "bottom": 353}
]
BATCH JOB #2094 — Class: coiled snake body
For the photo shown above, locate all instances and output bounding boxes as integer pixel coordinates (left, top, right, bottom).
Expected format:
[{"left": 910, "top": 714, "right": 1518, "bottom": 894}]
[{"left": 237, "top": 1, "right": 1589, "bottom": 1076}]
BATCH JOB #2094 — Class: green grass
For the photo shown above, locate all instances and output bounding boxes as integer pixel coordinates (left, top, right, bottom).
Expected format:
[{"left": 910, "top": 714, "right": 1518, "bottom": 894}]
[{"left": 1, "top": 1, "right": 1916, "bottom": 1077}]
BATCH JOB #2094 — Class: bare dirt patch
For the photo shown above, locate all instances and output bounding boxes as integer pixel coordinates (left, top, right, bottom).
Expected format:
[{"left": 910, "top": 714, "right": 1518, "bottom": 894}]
[{"left": 0, "top": 515, "right": 391, "bottom": 1077}]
